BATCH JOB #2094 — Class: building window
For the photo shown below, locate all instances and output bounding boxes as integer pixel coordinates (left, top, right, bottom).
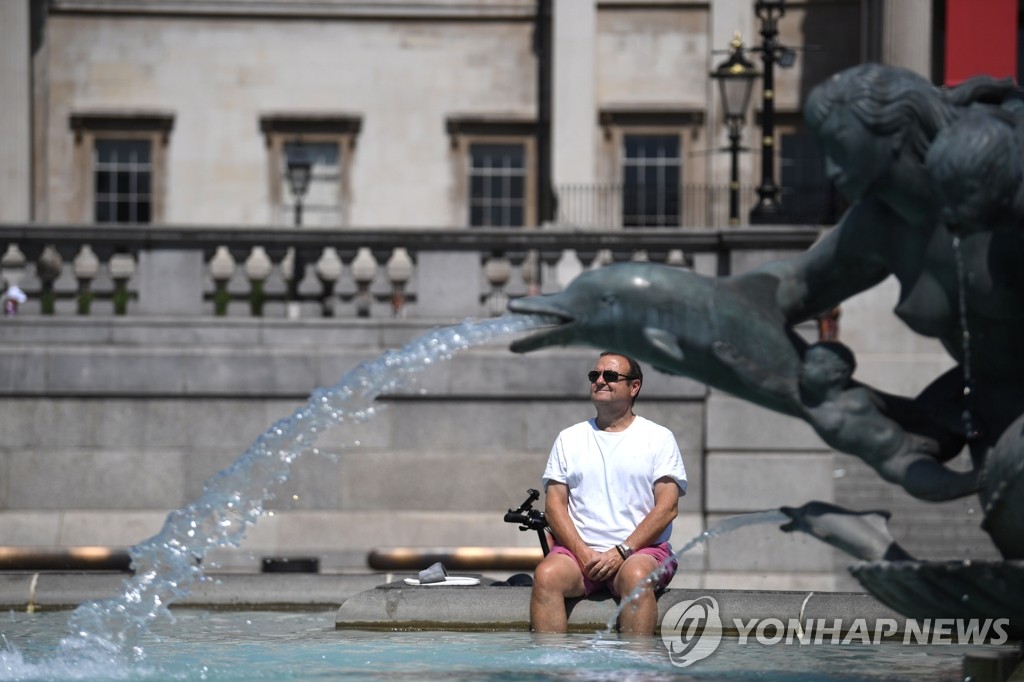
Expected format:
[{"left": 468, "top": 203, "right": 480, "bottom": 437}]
[
  {"left": 446, "top": 115, "right": 536, "bottom": 228},
  {"left": 70, "top": 112, "right": 173, "bottom": 223},
  {"left": 259, "top": 114, "right": 362, "bottom": 227},
  {"left": 468, "top": 142, "right": 527, "bottom": 227},
  {"left": 622, "top": 134, "right": 681, "bottom": 227},
  {"left": 94, "top": 139, "right": 152, "bottom": 223},
  {"left": 594, "top": 109, "right": 703, "bottom": 228}
]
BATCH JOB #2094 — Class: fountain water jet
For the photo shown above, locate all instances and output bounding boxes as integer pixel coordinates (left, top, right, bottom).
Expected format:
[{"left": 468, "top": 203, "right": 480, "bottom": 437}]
[{"left": 38, "top": 314, "right": 553, "bottom": 667}]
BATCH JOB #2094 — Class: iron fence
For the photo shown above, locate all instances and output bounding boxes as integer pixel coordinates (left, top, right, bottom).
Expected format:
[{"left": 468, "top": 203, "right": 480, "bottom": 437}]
[{"left": 555, "top": 183, "right": 844, "bottom": 229}]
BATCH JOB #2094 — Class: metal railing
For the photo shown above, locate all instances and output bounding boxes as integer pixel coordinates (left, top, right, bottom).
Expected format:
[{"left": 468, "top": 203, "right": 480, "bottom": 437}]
[
  {"left": 555, "top": 183, "right": 843, "bottom": 229},
  {"left": 0, "top": 223, "right": 823, "bottom": 319}
]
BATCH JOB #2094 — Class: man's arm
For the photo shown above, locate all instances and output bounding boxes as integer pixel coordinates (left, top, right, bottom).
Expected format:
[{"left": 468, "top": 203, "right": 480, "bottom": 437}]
[
  {"left": 621, "top": 477, "right": 680, "bottom": 551},
  {"left": 543, "top": 482, "right": 596, "bottom": 564}
]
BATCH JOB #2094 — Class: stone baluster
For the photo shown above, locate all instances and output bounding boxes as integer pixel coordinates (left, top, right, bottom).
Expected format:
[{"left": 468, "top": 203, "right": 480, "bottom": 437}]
[
  {"left": 483, "top": 253, "right": 511, "bottom": 317},
  {"left": 520, "top": 250, "right": 541, "bottom": 296},
  {"left": 315, "top": 247, "right": 343, "bottom": 318},
  {"left": 286, "top": 245, "right": 320, "bottom": 320},
  {"left": 109, "top": 251, "right": 137, "bottom": 315},
  {"left": 209, "top": 246, "right": 237, "bottom": 316},
  {"left": 244, "top": 247, "right": 273, "bottom": 317},
  {"left": 666, "top": 249, "right": 689, "bottom": 268},
  {"left": 553, "top": 249, "right": 584, "bottom": 291},
  {"left": 350, "top": 248, "right": 378, "bottom": 318},
  {"left": 538, "top": 248, "right": 563, "bottom": 294},
  {"left": 386, "top": 248, "right": 413, "bottom": 318},
  {"left": 589, "top": 249, "right": 614, "bottom": 270},
  {"left": 73, "top": 245, "right": 100, "bottom": 315},
  {"left": 1, "top": 244, "right": 26, "bottom": 286},
  {"left": 35, "top": 246, "right": 63, "bottom": 314}
]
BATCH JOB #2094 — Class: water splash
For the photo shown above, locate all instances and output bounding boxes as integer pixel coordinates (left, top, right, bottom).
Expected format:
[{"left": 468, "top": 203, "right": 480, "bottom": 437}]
[
  {"left": 602, "top": 510, "right": 789, "bottom": 634},
  {"left": 28, "top": 314, "right": 551, "bottom": 669}
]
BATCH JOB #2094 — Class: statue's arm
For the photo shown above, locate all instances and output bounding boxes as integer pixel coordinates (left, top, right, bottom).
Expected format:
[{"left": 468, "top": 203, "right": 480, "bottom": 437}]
[
  {"left": 752, "top": 202, "right": 892, "bottom": 324},
  {"left": 877, "top": 436, "right": 980, "bottom": 501}
]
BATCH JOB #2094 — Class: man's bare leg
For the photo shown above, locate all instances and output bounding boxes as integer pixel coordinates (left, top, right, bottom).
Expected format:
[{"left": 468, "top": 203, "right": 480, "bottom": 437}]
[
  {"left": 530, "top": 554, "right": 586, "bottom": 633},
  {"left": 614, "top": 554, "right": 661, "bottom": 635}
]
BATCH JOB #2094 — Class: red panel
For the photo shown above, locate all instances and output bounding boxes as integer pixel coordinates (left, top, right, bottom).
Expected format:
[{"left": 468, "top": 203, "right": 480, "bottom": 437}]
[{"left": 945, "top": 0, "right": 1018, "bottom": 85}]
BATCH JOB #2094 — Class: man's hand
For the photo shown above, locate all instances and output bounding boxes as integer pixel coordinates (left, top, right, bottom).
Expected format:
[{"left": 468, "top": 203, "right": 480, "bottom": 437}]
[{"left": 583, "top": 548, "right": 624, "bottom": 582}]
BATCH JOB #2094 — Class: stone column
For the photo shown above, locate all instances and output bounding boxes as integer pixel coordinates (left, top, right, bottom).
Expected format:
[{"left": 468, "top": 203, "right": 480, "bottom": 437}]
[
  {"left": 551, "top": 0, "right": 597, "bottom": 217},
  {"left": 881, "top": 0, "right": 932, "bottom": 78},
  {"left": 0, "top": 0, "right": 31, "bottom": 222}
]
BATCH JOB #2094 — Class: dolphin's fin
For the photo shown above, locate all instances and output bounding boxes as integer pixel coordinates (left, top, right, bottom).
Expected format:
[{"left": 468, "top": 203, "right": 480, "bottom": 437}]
[{"left": 643, "top": 327, "right": 685, "bottom": 364}]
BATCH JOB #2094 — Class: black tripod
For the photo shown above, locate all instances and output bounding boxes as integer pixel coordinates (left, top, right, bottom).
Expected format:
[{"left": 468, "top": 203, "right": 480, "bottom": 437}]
[{"left": 503, "top": 489, "right": 550, "bottom": 556}]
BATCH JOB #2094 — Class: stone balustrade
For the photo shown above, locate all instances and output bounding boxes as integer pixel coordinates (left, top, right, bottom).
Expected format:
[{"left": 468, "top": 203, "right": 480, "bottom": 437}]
[{"left": 0, "top": 224, "right": 823, "bottom": 319}]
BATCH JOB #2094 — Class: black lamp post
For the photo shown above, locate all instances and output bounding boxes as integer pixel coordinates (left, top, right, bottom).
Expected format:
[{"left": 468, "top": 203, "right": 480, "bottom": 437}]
[
  {"left": 711, "top": 33, "right": 759, "bottom": 225},
  {"left": 285, "top": 144, "right": 312, "bottom": 316},
  {"left": 749, "top": 0, "right": 794, "bottom": 224},
  {"left": 285, "top": 144, "right": 312, "bottom": 227}
]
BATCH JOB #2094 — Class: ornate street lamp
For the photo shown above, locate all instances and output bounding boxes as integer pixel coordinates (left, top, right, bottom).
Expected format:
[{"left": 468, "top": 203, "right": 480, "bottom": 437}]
[
  {"left": 711, "top": 33, "right": 760, "bottom": 225},
  {"left": 284, "top": 143, "right": 313, "bottom": 318},
  {"left": 285, "top": 144, "right": 312, "bottom": 227},
  {"left": 749, "top": 0, "right": 796, "bottom": 224}
]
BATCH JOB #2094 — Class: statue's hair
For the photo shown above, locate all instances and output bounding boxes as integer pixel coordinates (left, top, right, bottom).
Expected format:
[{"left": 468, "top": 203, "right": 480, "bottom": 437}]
[
  {"left": 804, "top": 64, "right": 1019, "bottom": 163},
  {"left": 926, "top": 107, "right": 1024, "bottom": 218},
  {"left": 809, "top": 341, "right": 857, "bottom": 375},
  {"left": 946, "top": 75, "right": 1021, "bottom": 107}
]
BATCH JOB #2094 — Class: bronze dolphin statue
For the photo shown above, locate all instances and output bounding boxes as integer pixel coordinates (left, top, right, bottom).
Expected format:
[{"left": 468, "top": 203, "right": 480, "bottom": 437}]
[{"left": 508, "top": 261, "right": 804, "bottom": 418}]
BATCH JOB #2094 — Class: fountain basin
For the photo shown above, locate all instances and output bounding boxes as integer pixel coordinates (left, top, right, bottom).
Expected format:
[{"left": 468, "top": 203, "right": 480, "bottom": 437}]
[
  {"left": 335, "top": 583, "right": 906, "bottom": 634},
  {"left": 851, "top": 559, "right": 1024, "bottom": 640}
]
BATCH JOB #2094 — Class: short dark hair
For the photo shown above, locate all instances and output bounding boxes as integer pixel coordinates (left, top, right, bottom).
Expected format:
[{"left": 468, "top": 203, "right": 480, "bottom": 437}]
[
  {"left": 600, "top": 351, "right": 643, "bottom": 404},
  {"left": 600, "top": 351, "right": 643, "bottom": 382}
]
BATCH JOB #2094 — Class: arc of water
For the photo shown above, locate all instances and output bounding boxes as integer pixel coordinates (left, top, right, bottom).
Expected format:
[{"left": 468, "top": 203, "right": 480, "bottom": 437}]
[{"left": 54, "top": 314, "right": 554, "bottom": 665}]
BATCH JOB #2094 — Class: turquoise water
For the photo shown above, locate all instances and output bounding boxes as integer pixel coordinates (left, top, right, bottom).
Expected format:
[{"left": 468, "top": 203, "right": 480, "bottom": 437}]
[{"left": 0, "top": 609, "right": 997, "bottom": 681}]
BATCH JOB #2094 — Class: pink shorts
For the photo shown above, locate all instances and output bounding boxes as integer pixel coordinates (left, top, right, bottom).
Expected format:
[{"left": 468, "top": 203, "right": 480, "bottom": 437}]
[{"left": 549, "top": 542, "right": 678, "bottom": 597}]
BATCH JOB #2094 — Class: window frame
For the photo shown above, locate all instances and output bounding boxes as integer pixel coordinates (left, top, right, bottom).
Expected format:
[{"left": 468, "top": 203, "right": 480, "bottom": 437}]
[
  {"left": 598, "top": 108, "right": 705, "bottom": 228},
  {"left": 259, "top": 114, "right": 362, "bottom": 227},
  {"left": 446, "top": 116, "right": 537, "bottom": 229},
  {"left": 70, "top": 112, "right": 174, "bottom": 224},
  {"left": 620, "top": 132, "right": 684, "bottom": 228}
]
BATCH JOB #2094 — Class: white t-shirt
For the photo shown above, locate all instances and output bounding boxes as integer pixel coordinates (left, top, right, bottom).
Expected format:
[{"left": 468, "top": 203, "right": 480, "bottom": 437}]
[{"left": 541, "top": 415, "right": 687, "bottom": 552}]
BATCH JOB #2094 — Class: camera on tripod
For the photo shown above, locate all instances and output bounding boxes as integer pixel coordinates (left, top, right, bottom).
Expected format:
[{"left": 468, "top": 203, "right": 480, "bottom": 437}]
[{"left": 503, "top": 488, "right": 550, "bottom": 556}]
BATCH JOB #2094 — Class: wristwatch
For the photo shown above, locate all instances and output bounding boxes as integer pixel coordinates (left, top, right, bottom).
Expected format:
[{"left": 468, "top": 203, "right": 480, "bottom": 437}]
[{"left": 615, "top": 543, "right": 633, "bottom": 560}]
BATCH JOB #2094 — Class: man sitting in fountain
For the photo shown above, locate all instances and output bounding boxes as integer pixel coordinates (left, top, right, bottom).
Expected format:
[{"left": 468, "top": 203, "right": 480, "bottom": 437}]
[{"left": 530, "top": 352, "right": 687, "bottom": 635}]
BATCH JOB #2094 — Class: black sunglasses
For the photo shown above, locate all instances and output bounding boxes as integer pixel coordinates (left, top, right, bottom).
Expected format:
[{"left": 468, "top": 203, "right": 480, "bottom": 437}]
[{"left": 588, "top": 370, "right": 633, "bottom": 384}]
